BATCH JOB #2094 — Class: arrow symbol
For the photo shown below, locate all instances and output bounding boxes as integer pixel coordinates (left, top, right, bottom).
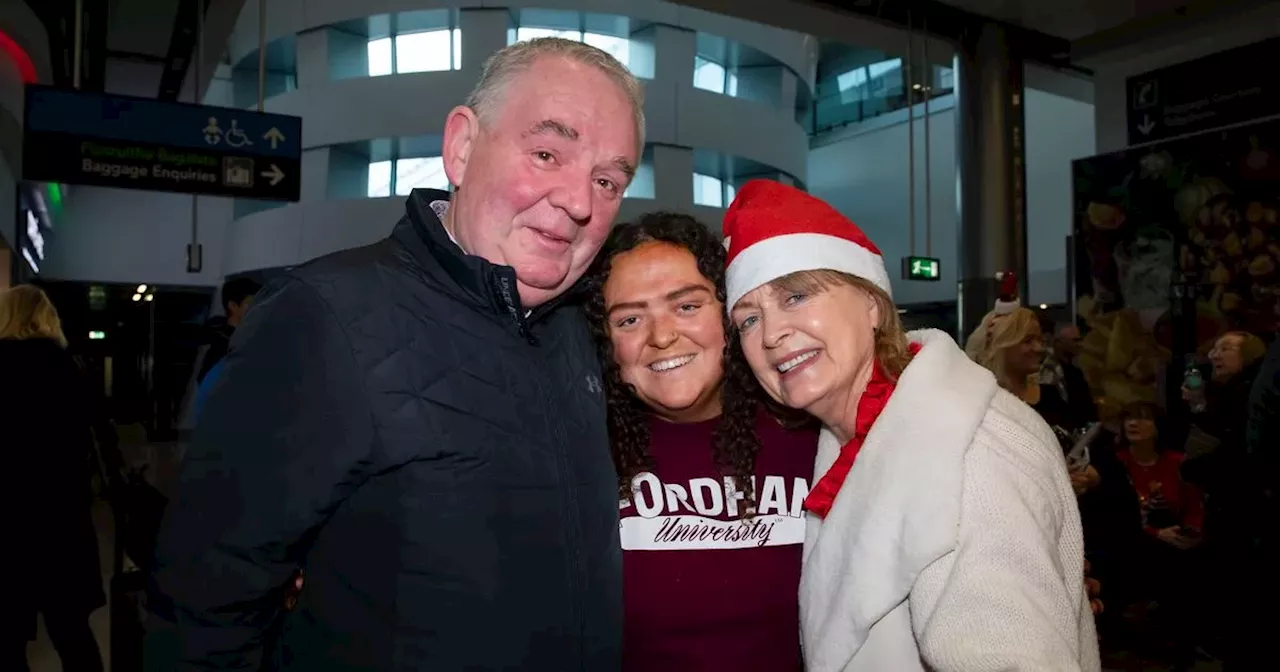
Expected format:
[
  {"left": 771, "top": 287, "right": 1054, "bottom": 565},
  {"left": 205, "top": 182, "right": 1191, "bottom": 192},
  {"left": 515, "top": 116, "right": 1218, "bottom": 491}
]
[
  {"left": 263, "top": 127, "right": 285, "bottom": 149},
  {"left": 1138, "top": 114, "right": 1156, "bottom": 136},
  {"left": 260, "top": 164, "right": 285, "bottom": 186}
]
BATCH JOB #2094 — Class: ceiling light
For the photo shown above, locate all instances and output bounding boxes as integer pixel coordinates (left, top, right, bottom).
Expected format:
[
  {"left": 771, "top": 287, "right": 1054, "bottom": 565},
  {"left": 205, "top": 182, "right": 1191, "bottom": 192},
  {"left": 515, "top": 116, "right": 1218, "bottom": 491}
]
[
  {"left": 132, "top": 293, "right": 142, "bottom": 302},
  {"left": 137, "top": 284, "right": 147, "bottom": 293},
  {"left": 144, "top": 294, "right": 154, "bottom": 302},
  {"left": 1039, "top": 303, "right": 1049, "bottom": 310}
]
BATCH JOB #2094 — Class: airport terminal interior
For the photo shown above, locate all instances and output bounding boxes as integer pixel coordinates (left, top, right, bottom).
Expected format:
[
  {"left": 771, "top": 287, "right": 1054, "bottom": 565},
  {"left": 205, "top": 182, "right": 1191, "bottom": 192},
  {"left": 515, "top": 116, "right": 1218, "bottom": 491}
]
[{"left": 2, "top": 0, "right": 1278, "bottom": 670}]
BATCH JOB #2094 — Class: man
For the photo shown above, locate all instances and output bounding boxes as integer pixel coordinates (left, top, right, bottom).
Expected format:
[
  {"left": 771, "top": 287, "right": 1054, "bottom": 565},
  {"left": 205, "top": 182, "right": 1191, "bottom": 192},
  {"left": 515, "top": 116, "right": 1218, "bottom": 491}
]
[
  {"left": 195, "top": 276, "right": 261, "bottom": 383},
  {"left": 145, "top": 38, "right": 643, "bottom": 670}
]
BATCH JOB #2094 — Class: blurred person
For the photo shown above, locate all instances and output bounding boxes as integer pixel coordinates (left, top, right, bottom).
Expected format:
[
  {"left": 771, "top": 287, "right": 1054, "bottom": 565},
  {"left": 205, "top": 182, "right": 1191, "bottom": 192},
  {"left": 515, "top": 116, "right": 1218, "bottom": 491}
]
[
  {"left": 1116, "top": 402, "right": 1203, "bottom": 545},
  {"left": 966, "top": 285, "right": 1142, "bottom": 636},
  {"left": 581, "top": 213, "right": 816, "bottom": 671},
  {"left": 146, "top": 38, "right": 643, "bottom": 671},
  {"left": 0, "top": 285, "right": 105, "bottom": 672},
  {"left": 1181, "top": 331, "right": 1269, "bottom": 670},
  {"left": 724, "top": 180, "right": 1099, "bottom": 671},
  {"left": 194, "top": 276, "right": 261, "bottom": 383}
]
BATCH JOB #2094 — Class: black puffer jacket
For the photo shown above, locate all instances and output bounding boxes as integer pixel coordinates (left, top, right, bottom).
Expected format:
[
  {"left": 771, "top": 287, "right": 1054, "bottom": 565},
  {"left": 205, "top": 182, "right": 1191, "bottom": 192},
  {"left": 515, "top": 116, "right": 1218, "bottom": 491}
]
[{"left": 146, "top": 190, "right": 621, "bottom": 670}]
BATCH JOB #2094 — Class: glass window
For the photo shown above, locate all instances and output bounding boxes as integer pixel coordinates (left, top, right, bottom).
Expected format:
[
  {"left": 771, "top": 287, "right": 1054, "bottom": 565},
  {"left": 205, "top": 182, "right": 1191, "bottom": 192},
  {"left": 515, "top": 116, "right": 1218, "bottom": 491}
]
[
  {"left": 624, "top": 161, "right": 654, "bottom": 199},
  {"left": 583, "top": 32, "right": 629, "bottom": 66},
  {"left": 867, "top": 58, "right": 903, "bottom": 97},
  {"left": 724, "top": 182, "right": 736, "bottom": 205},
  {"left": 693, "top": 173, "right": 724, "bottom": 208},
  {"left": 836, "top": 67, "right": 868, "bottom": 104},
  {"left": 395, "top": 157, "right": 448, "bottom": 195},
  {"left": 395, "top": 30, "right": 455, "bottom": 73},
  {"left": 368, "top": 160, "right": 392, "bottom": 197},
  {"left": 367, "top": 37, "right": 392, "bottom": 77},
  {"left": 516, "top": 26, "right": 580, "bottom": 42},
  {"left": 694, "top": 56, "right": 726, "bottom": 94}
]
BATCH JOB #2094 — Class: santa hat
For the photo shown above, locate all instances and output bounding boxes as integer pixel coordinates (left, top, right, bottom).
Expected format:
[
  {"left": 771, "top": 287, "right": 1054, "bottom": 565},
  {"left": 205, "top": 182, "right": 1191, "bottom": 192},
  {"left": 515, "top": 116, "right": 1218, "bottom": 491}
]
[
  {"left": 993, "top": 271, "right": 1020, "bottom": 315},
  {"left": 723, "top": 179, "right": 892, "bottom": 310}
]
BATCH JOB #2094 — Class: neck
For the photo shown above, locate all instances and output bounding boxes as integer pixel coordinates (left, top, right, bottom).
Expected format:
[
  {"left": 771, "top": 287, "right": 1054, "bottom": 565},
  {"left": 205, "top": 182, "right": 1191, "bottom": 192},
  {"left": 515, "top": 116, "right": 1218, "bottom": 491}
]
[
  {"left": 1003, "top": 372, "right": 1030, "bottom": 400},
  {"left": 819, "top": 360, "right": 875, "bottom": 445},
  {"left": 1129, "top": 440, "right": 1158, "bottom": 463},
  {"left": 653, "top": 386, "right": 724, "bottom": 425}
]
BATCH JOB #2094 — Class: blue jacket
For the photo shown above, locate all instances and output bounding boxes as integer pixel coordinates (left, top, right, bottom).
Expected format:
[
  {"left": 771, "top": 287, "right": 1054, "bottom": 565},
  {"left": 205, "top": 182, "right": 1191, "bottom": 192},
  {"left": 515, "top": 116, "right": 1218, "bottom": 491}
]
[{"left": 191, "top": 357, "right": 225, "bottom": 425}]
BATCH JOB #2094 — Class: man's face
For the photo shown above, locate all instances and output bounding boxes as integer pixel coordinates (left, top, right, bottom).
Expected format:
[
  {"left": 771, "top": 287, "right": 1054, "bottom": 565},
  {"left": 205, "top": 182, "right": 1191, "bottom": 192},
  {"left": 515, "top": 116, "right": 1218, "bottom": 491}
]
[
  {"left": 442, "top": 56, "right": 639, "bottom": 308},
  {"left": 226, "top": 295, "right": 254, "bottom": 327}
]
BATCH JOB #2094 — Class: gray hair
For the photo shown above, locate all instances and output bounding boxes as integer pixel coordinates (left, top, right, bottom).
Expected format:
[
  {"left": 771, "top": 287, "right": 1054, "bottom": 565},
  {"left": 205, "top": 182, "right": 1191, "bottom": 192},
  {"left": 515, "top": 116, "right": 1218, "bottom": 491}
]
[{"left": 464, "top": 37, "right": 646, "bottom": 154}]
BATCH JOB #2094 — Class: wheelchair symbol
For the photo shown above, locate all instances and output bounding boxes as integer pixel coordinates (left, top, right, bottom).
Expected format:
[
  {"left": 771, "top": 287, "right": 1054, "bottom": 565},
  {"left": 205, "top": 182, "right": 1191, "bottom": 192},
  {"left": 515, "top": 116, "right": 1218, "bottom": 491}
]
[{"left": 225, "top": 120, "right": 253, "bottom": 148}]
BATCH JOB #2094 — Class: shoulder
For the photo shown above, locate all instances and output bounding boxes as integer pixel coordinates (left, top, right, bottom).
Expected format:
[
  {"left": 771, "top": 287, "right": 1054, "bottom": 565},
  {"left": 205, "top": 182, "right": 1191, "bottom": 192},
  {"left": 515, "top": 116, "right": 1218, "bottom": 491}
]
[{"left": 967, "top": 390, "right": 1071, "bottom": 506}]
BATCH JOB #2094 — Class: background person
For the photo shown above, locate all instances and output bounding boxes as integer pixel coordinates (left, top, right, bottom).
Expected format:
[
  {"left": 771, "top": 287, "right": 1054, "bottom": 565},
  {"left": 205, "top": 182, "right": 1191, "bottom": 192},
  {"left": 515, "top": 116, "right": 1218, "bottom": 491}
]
[
  {"left": 581, "top": 213, "right": 816, "bottom": 671},
  {"left": 146, "top": 37, "right": 643, "bottom": 671},
  {"left": 724, "top": 179, "right": 1099, "bottom": 671},
  {"left": 0, "top": 285, "right": 106, "bottom": 672}
]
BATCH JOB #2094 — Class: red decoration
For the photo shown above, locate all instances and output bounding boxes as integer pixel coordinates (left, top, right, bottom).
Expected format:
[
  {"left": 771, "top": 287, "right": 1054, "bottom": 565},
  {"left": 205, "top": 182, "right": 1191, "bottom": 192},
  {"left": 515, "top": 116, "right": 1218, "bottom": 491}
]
[{"left": 803, "top": 342, "right": 922, "bottom": 519}]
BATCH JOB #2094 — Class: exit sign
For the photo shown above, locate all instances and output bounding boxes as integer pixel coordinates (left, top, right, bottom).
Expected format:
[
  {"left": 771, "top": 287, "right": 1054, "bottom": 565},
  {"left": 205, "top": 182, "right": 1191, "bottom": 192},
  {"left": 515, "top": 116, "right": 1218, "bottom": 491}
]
[{"left": 902, "top": 256, "right": 941, "bottom": 281}]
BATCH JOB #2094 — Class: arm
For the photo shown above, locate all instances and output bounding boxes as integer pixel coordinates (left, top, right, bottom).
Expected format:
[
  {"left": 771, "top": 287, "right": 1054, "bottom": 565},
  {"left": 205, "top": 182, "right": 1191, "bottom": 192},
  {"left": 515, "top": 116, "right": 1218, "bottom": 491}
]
[
  {"left": 913, "top": 430, "right": 1095, "bottom": 671},
  {"left": 144, "top": 279, "right": 378, "bottom": 670}
]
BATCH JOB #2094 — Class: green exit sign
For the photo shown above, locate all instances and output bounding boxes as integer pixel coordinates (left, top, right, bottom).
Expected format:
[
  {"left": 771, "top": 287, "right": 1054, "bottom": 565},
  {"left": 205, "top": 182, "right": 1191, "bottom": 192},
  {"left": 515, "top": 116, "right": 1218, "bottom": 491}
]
[{"left": 902, "top": 256, "right": 941, "bottom": 281}]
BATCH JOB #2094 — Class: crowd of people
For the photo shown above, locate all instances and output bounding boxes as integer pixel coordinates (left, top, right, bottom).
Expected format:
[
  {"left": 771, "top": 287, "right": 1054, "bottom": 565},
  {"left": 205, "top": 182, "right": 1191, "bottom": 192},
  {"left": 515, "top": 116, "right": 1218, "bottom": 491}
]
[{"left": 2, "top": 35, "right": 1276, "bottom": 672}]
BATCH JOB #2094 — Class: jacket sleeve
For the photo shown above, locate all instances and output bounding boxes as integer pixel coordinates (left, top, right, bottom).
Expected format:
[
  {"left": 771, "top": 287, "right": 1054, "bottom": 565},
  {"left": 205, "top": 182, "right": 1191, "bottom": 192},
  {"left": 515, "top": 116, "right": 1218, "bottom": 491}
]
[
  {"left": 912, "top": 422, "right": 1098, "bottom": 672},
  {"left": 145, "top": 279, "right": 378, "bottom": 670}
]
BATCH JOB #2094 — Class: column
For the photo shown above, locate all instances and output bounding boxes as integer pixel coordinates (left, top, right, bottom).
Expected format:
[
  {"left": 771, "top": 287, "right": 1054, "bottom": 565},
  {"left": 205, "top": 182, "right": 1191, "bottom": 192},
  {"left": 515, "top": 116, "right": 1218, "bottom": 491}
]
[
  {"left": 955, "top": 22, "right": 1027, "bottom": 338},
  {"left": 653, "top": 144, "right": 694, "bottom": 207},
  {"left": 295, "top": 28, "right": 328, "bottom": 90},
  {"left": 459, "top": 9, "right": 510, "bottom": 75},
  {"left": 650, "top": 25, "right": 695, "bottom": 86},
  {"left": 779, "top": 69, "right": 798, "bottom": 115}
]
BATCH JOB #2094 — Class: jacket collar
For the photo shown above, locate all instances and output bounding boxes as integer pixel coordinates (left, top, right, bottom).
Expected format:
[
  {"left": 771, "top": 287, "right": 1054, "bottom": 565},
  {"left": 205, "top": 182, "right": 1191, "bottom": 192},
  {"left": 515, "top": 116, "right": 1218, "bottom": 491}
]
[
  {"left": 395, "top": 189, "right": 575, "bottom": 340},
  {"left": 800, "top": 329, "right": 999, "bottom": 669}
]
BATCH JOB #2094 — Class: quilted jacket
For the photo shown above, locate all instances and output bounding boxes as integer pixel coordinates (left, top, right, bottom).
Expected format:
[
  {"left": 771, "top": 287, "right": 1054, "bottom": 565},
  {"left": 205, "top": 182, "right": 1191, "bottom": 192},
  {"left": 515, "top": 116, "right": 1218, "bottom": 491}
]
[{"left": 145, "top": 189, "right": 621, "bottom": 671}]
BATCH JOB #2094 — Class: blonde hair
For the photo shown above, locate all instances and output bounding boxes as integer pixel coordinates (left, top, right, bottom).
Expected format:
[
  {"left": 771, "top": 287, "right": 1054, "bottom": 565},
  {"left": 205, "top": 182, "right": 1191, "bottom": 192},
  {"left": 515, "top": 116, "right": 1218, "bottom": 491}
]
[
  {"left": 768, "top": 270, "right": 914, "bottom": 380},
  {"left": 964, "top": 306, "right": 1041, "bottom": 392},
  {"left": 0, "top": 284, "right": 68, "bottom": 348},
  {"left": 466, "top": 37, "right": 646, "bottom": 154}
]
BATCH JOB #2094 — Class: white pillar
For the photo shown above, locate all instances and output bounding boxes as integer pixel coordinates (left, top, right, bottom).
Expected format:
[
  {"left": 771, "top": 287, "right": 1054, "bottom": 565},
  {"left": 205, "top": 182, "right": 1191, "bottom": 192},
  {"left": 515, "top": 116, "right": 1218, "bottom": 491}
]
[
  {"left": 295, "top": 28, "right": 328, "bottom": 90},
  {"left": 653, "top": 144, "right": 694, "bottom": 207},
  {"left": 460, "top": 9, "right": 510, "bottom": 75}
]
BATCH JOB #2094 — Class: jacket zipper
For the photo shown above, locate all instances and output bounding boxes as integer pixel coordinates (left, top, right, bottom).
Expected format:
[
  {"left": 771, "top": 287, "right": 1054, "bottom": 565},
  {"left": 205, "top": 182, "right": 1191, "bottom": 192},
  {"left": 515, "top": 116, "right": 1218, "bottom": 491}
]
[{"left": 493, "top": 273, "right": 538, "bottom": 345}]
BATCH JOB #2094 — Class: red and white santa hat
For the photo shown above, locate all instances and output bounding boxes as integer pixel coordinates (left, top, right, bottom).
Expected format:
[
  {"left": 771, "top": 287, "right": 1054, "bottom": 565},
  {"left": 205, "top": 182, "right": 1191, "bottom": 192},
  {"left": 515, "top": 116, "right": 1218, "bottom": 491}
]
[{"left": 723, "top": 179, "right": 892, "bottom": 310}]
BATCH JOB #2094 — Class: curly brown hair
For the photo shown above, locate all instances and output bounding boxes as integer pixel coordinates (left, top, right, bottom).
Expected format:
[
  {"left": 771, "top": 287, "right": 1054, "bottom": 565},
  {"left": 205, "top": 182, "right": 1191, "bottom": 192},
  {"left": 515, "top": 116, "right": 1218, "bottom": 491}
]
[{"left": 580, "top": 212, "right": 768, "bottom": 513}]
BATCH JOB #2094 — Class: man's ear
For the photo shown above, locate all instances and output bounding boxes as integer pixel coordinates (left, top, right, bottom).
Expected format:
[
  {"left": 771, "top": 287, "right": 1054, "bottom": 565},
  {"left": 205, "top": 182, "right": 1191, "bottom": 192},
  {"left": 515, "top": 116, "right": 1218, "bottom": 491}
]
[{"left": 442, "top": 105, "right": 479, "bottom": 189}]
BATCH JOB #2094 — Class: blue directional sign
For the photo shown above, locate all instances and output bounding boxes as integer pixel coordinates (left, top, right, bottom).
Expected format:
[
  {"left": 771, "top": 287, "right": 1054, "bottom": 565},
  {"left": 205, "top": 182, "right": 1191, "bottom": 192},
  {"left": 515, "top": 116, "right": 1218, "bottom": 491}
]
[{"left": 23, "top": 85, "right": 302, "bottom": 201}]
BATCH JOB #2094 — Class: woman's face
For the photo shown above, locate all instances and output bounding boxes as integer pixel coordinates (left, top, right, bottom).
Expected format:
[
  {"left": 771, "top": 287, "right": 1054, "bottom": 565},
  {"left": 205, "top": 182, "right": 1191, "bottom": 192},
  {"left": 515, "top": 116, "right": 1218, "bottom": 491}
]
[
  {"left": 731, "top": 279, "right": 879, "bottom": 426},
  {"left": 603, "top": 241, "right": 725, "bottom": 423},
  {"left": 1124, "top": 416, "right": 1157, "bottom": 444},
  {"left": 1208, "top": 333, "right": 1244, "bottom": 381},
  {"left": 1005, "top": 321, "right": 1047, "bottom": 378}
]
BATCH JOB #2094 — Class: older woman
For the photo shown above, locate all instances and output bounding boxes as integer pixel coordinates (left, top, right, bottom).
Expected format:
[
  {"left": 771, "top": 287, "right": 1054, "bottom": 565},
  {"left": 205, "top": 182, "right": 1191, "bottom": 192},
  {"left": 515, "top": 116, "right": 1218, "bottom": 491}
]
[{"left": 723, "top": 180, "right": 1099, "bottom": 671}]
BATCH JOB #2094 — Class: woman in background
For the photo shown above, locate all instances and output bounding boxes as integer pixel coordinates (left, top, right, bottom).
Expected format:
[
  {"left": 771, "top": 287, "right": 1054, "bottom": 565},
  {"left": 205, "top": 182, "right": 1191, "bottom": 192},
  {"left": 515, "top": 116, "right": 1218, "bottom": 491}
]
[
  {"left": 0, "top": 285, "right": 105, "bottom": 672},
  {"left": 581, "top": 212, "right": 816, "bottom": 671}
]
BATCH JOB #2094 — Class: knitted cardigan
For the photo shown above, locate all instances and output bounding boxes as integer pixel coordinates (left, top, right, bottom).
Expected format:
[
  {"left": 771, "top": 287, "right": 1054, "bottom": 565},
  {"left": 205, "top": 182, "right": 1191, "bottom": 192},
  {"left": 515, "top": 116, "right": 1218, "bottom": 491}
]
[{"left": 800, "top": 329, "right": 1101, "bottom": 671}]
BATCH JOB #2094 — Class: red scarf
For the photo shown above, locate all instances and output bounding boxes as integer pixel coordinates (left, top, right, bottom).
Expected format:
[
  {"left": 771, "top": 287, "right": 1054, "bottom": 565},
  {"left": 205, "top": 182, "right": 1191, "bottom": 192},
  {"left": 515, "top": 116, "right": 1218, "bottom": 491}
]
[{"left": 803, "top": 342, "right": 921, "bottom": 519}]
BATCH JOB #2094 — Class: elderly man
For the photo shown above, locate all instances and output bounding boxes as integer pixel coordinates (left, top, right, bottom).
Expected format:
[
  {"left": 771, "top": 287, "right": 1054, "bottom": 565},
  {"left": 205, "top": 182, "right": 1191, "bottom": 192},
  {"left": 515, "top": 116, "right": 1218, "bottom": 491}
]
[{"left": 146, "top": 38, "right": 643, "bottom": 671}]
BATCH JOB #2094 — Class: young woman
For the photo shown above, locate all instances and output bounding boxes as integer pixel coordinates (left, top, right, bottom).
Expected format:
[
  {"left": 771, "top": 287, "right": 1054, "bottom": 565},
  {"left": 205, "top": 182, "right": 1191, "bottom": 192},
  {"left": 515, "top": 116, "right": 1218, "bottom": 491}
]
[
  {"left": 581, "top": 212, "right": 816, "bottom": 671},
  {"left": 723, "top": 180, "right": 1100, "bottom": 671}
]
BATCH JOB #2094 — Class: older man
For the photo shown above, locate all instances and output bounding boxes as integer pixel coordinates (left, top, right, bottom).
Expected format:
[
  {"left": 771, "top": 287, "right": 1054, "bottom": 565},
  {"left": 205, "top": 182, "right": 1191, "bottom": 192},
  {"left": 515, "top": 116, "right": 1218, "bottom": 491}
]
[{"left": 146, "top": 38, "right": 643, "bottom": 671}]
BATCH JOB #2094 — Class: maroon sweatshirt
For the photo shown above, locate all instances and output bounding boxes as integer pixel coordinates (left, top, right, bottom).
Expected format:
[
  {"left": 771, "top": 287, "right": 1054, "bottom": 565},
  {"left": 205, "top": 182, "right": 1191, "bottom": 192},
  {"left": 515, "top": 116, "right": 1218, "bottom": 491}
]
[{"left": 621, "top": 411, "right": 818, "bottom": 671}]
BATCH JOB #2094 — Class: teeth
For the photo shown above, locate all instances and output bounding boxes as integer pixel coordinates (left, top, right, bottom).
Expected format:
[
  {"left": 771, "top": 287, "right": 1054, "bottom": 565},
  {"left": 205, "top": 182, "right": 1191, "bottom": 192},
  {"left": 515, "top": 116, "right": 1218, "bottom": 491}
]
[
  {"left": 777, "top": 351, "right": 818, "bottom": 373},
  {"left": 650, "top": 355, "right": 696, "bottom": 372}
]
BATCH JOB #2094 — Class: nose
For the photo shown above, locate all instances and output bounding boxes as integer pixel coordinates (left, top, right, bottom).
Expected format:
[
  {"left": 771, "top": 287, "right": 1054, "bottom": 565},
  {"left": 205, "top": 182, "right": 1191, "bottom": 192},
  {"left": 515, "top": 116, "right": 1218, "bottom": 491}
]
[
  {"left": 760, "top": 312, "right": 791, "bottom": 350},
  {"left": 648, "top": 314, "right": 678, "bottom": 349},
  {"left": 547, "top": 169, "right": 594, "bottom": 225}
]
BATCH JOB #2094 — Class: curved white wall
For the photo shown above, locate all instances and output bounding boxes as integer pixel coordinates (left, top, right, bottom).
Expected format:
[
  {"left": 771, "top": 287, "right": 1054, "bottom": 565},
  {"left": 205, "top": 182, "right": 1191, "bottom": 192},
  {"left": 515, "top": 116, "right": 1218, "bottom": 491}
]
[
  {"left": 219, "top": 0, "right": 815, "bottom": 275},
  {"left": 229, "top": 0, "right": 818, "bottom": 91}
]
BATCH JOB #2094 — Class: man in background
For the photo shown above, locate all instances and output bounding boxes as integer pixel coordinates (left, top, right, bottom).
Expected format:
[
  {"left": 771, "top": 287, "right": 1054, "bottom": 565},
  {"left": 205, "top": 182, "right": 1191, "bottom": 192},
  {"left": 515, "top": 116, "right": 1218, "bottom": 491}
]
[{"left": 195, "top": 276, "right": 261, "bottom": 383}]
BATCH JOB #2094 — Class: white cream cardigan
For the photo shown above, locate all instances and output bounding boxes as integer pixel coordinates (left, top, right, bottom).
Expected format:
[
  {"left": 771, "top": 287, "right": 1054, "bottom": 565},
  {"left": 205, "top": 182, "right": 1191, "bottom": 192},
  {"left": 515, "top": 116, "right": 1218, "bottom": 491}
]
[{"left": 800, "top": 329, "right": 1101, "bottom": 671}]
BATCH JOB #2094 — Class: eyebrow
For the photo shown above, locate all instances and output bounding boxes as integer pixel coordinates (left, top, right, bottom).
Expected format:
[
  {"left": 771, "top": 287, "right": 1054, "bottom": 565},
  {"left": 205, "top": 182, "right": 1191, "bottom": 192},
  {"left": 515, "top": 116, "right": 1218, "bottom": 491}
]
[
  {"left": 731, "top": 298, "right": 758, "bottom": 312},
  {"left": 612, "top": 156, "right": 636, "bottom": 178},
  {"left": 606, "top": 283, "right": 712, "bottom": 316},
  {"left": 524, "top": 119, "right": 578, "bottom": 141}
]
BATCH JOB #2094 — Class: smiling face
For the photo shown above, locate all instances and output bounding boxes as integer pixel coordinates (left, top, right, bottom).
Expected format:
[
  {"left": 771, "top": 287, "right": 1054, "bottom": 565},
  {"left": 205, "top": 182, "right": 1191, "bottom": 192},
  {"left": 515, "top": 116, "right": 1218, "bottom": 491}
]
[
  {"left": 731, "top": 277, "right": 880, "bottom": 431},
  {"left": 604, "top": 241, "right": 725, "bottom": 423},
  {"left": 442, "top": 56, "right": 640, "bottom": 308},
  {"left": 1208, "top": 333, "right": 1245, "bottom": 381}
]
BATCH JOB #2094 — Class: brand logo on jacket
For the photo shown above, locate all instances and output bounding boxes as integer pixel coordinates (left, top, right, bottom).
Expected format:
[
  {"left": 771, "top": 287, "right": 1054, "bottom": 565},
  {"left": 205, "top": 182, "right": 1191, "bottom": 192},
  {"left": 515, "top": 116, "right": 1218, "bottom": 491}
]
[
  {"left": 585, "top": 375, "right": 602, "bottom": 394},
  {"left": 619, "top": 473, "right": 809, "bottom": 551}
]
